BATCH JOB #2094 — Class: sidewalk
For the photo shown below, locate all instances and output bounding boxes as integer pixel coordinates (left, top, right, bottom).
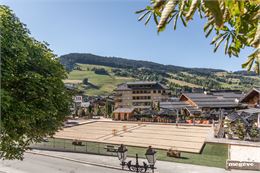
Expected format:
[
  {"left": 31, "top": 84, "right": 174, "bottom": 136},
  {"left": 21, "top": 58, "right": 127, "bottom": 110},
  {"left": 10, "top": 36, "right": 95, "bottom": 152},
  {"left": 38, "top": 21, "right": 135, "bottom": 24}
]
[{"left": 28, "top": 149, "right": 258, "bottom": 173}]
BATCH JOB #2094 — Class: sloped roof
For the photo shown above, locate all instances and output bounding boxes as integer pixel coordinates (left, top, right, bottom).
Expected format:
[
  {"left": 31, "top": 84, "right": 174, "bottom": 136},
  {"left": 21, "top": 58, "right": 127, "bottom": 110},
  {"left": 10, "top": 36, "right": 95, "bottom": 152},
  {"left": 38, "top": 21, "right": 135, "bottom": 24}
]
[
  {"left": 126, "top": 81, "right": 157, "bottom": 85},
  {"left": 185, "top": 105, "right": 202, "bottom": 115},
  {"left": 237, "top": 108, "right": 260, "bottom": 114},
  {"left": 115, "top": 81, "right": 168, "bottom": 91},
  {"left": 240, "top": 88, "right": 260, "bottom": 103},
  {"left": 160, "top": 101, "right": 188, "bottom": 109},
  {"left": 113, "top": 107, "right": 135, "bottom": 113},
  {"left": 158, "top": 108, "right": 177, "bottom": 115},
  {"left": 181, "top": 91, "right": 243, "bottom": 108},
  {"left": 140, "top": 109, "right": 157, "bottom": 115},
  {"left": 226, "top": 110, "right": 258, "bottom": 126},
  {"left": 160, "top": 100, "right": 201, "bottom": 115}
]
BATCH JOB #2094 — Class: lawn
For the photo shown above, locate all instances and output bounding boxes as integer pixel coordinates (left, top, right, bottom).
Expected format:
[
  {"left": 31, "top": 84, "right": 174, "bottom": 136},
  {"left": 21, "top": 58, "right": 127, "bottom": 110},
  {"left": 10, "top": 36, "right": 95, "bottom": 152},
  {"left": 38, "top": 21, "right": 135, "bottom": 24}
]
[
  {"left": 67, "top": 64, "right": 134, "bottom": 95},
  {"left": 126, "top": 143, "right": 227, "bottom": 168},
  {"left": 33, "top": 138, "right": 227, "bottom": 168},
  {"left": 167, "top": 78, "right": 201, "bottom": 88}
]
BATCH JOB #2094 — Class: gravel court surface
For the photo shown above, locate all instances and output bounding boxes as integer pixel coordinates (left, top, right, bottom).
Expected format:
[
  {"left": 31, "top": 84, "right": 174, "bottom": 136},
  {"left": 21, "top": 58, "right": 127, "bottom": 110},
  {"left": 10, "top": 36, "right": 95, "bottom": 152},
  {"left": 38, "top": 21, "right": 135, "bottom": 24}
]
[{"left": 54, "top": 121, "right": 211, "bottom": 153}]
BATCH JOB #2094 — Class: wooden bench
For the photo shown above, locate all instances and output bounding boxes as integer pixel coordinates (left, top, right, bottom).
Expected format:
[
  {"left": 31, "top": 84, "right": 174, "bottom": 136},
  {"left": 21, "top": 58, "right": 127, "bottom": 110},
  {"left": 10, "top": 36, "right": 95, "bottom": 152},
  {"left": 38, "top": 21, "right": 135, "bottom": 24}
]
[
  {"left": 72, "top": 140, "right": 83, "bottom": 146},
  {"left": 104, "top": 145, "right": 118, "bottom": 152},
  {"left": 167, "top": 149, "right": 181, "bottom": 158}
]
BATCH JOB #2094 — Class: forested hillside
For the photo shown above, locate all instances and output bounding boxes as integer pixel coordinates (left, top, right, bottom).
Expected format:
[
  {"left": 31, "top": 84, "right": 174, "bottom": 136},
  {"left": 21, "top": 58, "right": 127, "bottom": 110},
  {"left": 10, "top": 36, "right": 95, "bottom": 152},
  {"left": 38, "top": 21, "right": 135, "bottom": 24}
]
[{"left": 60, "top": 53, "right": 260, "bottom": 96}]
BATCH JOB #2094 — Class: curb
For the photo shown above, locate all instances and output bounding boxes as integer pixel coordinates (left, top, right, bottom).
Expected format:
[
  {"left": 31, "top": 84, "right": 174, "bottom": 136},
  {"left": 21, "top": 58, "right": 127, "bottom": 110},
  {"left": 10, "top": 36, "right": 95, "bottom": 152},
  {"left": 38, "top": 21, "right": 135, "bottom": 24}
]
[{"left": 26, "top": 151, "right": 125, "bottom": 171}]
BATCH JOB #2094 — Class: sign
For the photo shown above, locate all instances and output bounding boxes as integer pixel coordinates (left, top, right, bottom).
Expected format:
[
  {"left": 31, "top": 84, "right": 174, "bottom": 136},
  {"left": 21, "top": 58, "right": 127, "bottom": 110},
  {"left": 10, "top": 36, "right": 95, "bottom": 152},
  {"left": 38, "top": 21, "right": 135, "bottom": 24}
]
[
  {"left": 81, "top": 102, "right": 90, "bottom": 108},
  {"left": 226, "top": 160, "right": 260, "bottom": 171},
  {"left": 74, "top": 96, "right": 82, "bottom": 103}
]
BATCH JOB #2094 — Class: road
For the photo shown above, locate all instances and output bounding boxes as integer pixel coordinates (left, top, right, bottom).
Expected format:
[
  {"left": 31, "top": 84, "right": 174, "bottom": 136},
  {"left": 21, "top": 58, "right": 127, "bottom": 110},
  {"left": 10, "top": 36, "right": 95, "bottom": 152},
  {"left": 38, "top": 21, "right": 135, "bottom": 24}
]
[
  {"left": 0, "top": 153, "right": 124, "bottom": 173},
  {"left": 0, "top": 150, "right": 258, "bottom": 173}
]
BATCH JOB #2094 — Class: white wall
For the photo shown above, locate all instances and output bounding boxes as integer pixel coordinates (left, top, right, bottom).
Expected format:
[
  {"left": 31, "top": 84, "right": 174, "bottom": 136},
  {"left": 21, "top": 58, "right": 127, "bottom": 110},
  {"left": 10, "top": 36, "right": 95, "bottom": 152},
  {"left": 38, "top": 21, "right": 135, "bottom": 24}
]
[{"left": 230, "top": 145, "right": 260, "bottom": 162}]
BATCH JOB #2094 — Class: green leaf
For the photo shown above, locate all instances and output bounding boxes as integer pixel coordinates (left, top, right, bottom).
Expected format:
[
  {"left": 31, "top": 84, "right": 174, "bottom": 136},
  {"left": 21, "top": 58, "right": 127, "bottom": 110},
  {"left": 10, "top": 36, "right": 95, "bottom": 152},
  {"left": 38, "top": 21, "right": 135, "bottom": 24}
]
[
  {"left": 180, "top": 14, "right": 187, "bottom": 27},
  {"left": 135, "top": 8, "right": 147, "bottom": 14},
  {"left": 138, "top": 11, "right": 150, "bottom": 21},
  {"left": 211, "top": 33, "right": 224, "bottom": 45},
  {"left": 204, "top": 20, "right": 213, "bottom": 32},
  {"left": 158, "top": 0, "right": 178, "bottom": 32},
  {"left": 205, "top": 25, "right": 214, "bottom": 38},
  {"left": 204, "top": 1, "right": 224, "bottom": 28},
  {"left": 224, "top": 34, "right": 231, "bottom": 54},
  {"left": 153, "top": 13, "right": 159, "bottom": 25},
  {"left": 214, "top": 34, "right": 228, "bottom": 52},
  {"left": 242, "top": 49, "right": 260, "bottom": 73},
  {"left": 173, "top": 13, "right": 179, "bottom": 30},
  {"left": 186, "top": 0, "right": 199, "bottom": 21},
  {"left": 145, "top": 13, "right": 152, "bottom": 25}
]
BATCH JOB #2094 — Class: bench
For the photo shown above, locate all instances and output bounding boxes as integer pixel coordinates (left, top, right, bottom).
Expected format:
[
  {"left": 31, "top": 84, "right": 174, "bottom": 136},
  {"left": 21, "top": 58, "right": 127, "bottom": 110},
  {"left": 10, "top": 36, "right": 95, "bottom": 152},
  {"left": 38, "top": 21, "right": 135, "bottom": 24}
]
[
  {"left": 167, "top": 149, "right": 181, "bottom": 158},
  {"left": 104, "top": 145, "right": 118, "bottom": 152},
  {"left": 72, "top": 140, "right": 83, "bottom": 146}
]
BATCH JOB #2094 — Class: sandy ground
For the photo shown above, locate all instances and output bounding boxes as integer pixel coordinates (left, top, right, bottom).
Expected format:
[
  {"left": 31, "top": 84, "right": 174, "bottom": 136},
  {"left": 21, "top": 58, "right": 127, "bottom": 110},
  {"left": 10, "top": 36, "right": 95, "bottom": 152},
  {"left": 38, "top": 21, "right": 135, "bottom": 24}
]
[{"left": 54, "top": 121, "right": 211, "bottom": 153}]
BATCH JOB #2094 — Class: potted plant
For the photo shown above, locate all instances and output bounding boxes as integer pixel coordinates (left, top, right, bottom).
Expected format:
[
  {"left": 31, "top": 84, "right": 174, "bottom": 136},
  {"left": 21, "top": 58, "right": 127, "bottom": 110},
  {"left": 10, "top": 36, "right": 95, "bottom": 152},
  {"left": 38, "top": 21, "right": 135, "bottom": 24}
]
[
  {"left": 224, "top": 119, "right": 233, "bottom": 139},
  {"left": 234, "top": 120, "right": 246, "bottom": 140},
  {"left": 249, "top": 124, "right": 260, "bottom": 142}
]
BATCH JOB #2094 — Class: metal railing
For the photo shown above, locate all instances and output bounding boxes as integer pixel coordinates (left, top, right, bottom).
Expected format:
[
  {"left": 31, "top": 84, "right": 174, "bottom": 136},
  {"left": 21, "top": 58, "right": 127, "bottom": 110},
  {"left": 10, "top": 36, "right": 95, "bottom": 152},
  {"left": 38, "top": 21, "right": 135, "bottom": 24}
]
[{"left": 30, "top": 137, "right": 146, "bottom": 157}]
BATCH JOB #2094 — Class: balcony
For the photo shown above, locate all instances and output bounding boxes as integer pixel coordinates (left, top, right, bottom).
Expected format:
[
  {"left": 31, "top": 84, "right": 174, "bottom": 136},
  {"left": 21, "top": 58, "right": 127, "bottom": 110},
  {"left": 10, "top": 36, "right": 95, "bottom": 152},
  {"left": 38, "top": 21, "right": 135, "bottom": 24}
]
[
  {"left": 114, "top": 93, "right": 122, "bottom": 97},
  {"left": 162, "top": 92, "right": 171, "bottom": 96}
]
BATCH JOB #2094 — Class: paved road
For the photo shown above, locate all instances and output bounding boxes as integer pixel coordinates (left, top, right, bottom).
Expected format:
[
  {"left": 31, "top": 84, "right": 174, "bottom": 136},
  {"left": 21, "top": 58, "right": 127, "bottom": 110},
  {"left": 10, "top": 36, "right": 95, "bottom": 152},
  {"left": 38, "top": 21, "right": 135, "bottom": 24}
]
[
  {"left": 0, "top": 150, "right": 258, "bottom": 173},
  {"left": 0, "top": 153, "right": 124, "bottom": 173}
]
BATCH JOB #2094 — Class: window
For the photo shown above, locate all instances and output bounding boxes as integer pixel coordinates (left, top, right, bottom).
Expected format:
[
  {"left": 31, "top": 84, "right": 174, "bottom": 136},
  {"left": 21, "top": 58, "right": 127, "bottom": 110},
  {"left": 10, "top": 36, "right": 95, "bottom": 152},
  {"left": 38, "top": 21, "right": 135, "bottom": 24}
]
[
  {"left": 158, "top": 90, "right": 161, "bottom": 93},
  {"left": 153, "top": 90, "right": 156, "bottom": 93}
]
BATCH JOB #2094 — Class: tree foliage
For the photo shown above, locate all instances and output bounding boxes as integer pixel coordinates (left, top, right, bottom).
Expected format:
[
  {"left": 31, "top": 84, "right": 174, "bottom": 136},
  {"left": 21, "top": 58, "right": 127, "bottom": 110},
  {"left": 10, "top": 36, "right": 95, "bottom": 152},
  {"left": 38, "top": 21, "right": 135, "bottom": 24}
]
[
  {"left": 0, "top": 6, "right": 71, "bottom": 159},
  {"left": 83, "top": 78, "right": 89, "bottom": 85},
  {"left": 136, "top": 0, "right": 260, "bottom": 73}
]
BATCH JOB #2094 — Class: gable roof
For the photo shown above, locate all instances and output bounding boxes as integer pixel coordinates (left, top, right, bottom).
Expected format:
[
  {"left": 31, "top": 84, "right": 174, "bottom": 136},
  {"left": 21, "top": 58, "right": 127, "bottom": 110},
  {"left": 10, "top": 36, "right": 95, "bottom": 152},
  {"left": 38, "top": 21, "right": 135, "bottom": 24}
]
[
  {"left": 240, "top": 88, "right": 260, "bottom": 103},
  {"left": 115, "top": 81, "right": 168, "bottom": 91},
  {"left": 113, "top": 107, "right": 135, "bottom": 113},
  {"left": 181, "top": 91, "right": 243, "bottom": 108}
]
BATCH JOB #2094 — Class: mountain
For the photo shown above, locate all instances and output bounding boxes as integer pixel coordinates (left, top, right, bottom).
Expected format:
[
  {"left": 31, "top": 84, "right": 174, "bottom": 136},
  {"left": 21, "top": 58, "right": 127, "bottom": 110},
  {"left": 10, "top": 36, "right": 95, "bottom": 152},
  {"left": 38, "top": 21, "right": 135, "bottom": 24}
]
[
  {"left": 60, "top": 53, "right": 225, "bottom": 75},
  {"left": 60, "top": 53, "right": 259, "bottom": 96}
]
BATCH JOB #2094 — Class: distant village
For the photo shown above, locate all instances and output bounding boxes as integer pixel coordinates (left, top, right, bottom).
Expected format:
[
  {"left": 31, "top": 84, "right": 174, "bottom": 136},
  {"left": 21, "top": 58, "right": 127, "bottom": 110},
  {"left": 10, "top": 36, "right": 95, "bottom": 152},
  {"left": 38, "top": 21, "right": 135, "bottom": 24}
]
[{"left": 66, "top": 81, "right": 260, "bottom": 142}]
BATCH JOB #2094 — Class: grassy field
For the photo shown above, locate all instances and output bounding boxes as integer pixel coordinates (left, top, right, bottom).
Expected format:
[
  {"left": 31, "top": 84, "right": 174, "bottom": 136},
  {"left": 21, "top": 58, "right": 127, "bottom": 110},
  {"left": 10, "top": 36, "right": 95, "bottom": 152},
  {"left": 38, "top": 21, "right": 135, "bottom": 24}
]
[
  {"left": 66, "top": 63, "right": 258, "bottom": 95},
  {"left": 167, "top": 78, "right": 201, "bottom": 88},
  {"left": 33, "top": 138, "right": 227, "bottom": 168},
  {"left": 67, "top": 64, "right": 134, "bottom": 95},
  {"left": 127, "top": 143, "right": 228, "bottom": 168}
]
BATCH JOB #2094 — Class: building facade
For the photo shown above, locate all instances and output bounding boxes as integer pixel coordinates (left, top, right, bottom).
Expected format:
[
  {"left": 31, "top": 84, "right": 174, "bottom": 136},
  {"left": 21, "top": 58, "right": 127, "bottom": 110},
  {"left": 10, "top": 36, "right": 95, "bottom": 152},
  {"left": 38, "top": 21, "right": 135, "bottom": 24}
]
[
  {"left": 240, "top": 88, "right": 260, "bottom": 108},
  {"left": 114, "top": 81, "right": 171, "bottom": 110},
  {"left": 179, "top": 91, "right": 244, "bottom": 116}
]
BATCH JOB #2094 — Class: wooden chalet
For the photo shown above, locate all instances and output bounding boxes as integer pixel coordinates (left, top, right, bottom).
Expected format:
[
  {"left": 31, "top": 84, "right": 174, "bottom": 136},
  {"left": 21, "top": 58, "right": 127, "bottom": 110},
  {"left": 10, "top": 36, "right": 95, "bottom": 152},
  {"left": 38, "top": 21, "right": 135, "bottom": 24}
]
[{"left": 240, "top": 88, "right": 260, "bottom": 108}]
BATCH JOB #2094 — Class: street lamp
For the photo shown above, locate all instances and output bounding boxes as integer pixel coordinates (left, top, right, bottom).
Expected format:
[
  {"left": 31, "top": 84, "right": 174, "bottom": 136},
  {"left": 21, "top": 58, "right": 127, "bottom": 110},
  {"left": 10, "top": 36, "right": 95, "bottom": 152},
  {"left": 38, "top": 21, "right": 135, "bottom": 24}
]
[
  {"left": 145, "top": 146, "right": 157, "bottom": 173},
  {"left": 117, "top": 144, "right": 157, "bottom": 173},
  {"left": 117, "top": 144, "right": 128, "bottom": 169}
]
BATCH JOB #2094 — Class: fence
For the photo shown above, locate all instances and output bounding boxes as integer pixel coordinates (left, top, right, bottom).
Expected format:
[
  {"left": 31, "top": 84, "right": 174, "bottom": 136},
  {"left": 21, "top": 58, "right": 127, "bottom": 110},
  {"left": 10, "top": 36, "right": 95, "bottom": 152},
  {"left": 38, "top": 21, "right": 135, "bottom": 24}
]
[{"left": 31, "top": 137, "right": 147, "bottom": 157}]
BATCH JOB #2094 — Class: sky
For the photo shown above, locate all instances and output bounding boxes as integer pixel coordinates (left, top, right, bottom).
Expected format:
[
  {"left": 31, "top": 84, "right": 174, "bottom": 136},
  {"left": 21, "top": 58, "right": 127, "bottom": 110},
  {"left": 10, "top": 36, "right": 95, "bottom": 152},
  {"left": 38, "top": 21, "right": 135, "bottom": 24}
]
[{"left": 1, "top": 0, "right": 253, "bottom": 71}]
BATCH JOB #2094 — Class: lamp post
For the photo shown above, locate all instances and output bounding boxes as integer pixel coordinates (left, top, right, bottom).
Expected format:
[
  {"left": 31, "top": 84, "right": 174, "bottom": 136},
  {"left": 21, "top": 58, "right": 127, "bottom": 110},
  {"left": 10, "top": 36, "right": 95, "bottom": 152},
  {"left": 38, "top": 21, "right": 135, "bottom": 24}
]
[
  {"left": 145, "top": 146, "right": 157, "bottom": 173},
  {"left": 117, "top": 144, "right": 157, "bottom": 173},
  {"left": 117, "top": 144, "right": 128, "bottom": 169}
]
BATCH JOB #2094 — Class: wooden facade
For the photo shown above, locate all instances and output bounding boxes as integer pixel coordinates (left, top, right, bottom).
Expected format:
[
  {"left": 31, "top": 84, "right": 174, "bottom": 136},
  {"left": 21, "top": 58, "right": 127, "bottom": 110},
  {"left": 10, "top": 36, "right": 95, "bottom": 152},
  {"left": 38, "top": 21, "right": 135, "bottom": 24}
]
[
  {"left": 113, "top": 108, "right": 135, "bottom": 121},
  {"left": 240, "top": 88, "right": 260, "bottom": 108}
]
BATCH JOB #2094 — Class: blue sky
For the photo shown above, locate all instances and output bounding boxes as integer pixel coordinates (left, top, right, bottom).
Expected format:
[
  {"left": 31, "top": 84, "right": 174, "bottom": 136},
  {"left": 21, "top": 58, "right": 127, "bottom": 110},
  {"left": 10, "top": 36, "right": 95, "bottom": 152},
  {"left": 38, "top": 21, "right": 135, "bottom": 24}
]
[{"left": 2, "top": 0, "right": 253, "bottom": 71}]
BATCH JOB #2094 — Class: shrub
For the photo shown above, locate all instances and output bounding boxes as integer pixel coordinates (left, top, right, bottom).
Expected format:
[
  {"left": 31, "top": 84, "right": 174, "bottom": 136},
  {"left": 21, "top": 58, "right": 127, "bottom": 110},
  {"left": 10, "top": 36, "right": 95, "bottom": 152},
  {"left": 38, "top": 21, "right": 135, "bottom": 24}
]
[
  {"left": 249, "top": 125, "right": 260, "bottom": 141},
  {"left": 234, "top": 120, "right": 246, "bottom": 140}
]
